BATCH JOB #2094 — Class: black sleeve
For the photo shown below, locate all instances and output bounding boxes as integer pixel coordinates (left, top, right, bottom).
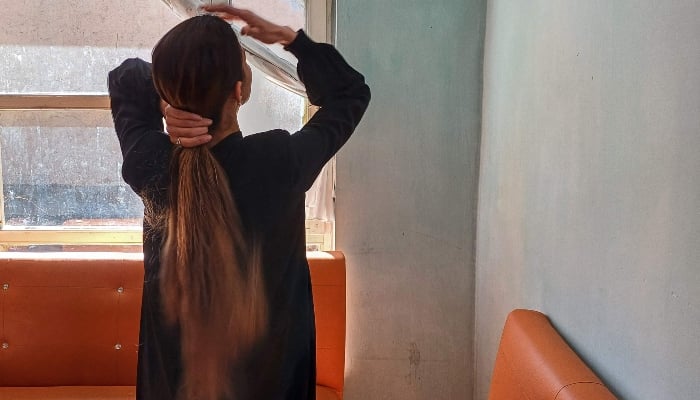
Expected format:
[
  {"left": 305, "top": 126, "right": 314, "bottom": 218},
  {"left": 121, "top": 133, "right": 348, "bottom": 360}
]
[
  {"left": 108, "top": 58, "right": 171, "bottom": 195},
  {"left": 285, "top": 31, "right": 371, "bottom": 192}
]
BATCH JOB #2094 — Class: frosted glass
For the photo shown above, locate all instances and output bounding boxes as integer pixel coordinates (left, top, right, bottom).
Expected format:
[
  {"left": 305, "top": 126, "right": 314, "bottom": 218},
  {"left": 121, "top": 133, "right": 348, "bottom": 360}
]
[
  {"left": 0, "top": 46, "right": 153, "bottom": 94},
  {"left": 0, "top": 0, "right": 306, "bottom": 93},
  {"left": 0, "top": 110, "right": 143, "bottom": 226}
]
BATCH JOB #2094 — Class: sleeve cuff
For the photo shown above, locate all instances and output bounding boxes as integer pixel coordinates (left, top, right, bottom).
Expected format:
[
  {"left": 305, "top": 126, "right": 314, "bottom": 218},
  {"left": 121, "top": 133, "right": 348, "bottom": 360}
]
[{"left": 284, "top": 29, "right": 315, "bottom": 58}]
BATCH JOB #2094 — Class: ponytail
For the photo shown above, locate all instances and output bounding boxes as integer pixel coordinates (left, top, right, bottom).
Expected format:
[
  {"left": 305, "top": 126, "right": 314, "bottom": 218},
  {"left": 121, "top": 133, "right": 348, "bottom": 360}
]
[
  {"left": 150, "top": 15, "right": 262, "bottom": 398},
  {"left": 160, "top": 146, "right": 267, "bottom": 400}
]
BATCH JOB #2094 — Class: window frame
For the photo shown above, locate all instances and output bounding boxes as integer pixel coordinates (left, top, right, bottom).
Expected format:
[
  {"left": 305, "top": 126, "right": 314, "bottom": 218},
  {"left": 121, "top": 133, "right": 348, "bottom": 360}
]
[{"left": 0, "top": 0, "right": 335, "bottom": 251}]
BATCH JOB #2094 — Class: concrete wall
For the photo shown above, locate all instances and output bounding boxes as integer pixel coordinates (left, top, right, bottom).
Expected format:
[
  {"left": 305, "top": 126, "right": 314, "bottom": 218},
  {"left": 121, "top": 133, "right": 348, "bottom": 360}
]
[
  {"left": 335, "top": 1, "right": 485, "bottom": 399},
  {"left": 475, "top": 1, "right": 700, "bottom": 399}
]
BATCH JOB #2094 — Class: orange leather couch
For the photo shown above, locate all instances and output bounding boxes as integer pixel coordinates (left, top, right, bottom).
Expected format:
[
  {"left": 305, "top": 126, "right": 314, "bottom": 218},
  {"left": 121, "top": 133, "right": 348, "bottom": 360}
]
[
  {"left": 489, "top": 309, "right": 617, "bottom": 400},
  {"left": 0, "top": 251, "right": 346, "bottom": 400}
]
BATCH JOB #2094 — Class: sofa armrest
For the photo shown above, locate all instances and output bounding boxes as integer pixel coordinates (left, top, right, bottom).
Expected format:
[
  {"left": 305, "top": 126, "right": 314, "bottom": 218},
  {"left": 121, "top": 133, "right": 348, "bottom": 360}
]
[{"left": 488, "top": 309, "right": 617, "bottom": 400}]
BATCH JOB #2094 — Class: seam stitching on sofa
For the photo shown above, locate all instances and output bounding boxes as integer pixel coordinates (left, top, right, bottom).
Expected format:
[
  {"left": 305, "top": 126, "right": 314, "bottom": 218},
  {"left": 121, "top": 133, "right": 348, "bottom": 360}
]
[
  {"left": 1, "top": 286, "right": 5, "bottom": 340},
  {"left": 115, "top": 277, "right": 122, "bottom": 385},
  {"left": 5, "top": 285, "right": 119, "bottom": 289},
  {"left": 553, "top": 381, "right": 606, "bottom": 400}
]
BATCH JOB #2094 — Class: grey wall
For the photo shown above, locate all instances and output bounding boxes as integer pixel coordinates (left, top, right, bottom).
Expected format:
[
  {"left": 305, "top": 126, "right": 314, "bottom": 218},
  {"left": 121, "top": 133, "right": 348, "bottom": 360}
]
[
  {"left": 335, "top": 1, "right": 485, "bottom": 399},
  {"left": 476, "top": 1, "right": 700, "bottom": 399}
]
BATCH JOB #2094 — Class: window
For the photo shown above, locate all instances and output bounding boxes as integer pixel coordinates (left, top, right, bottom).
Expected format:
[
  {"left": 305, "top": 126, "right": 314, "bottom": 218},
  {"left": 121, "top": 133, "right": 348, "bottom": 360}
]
[{"left": 0, "top": 0, "right": 334, "bottom": 252}]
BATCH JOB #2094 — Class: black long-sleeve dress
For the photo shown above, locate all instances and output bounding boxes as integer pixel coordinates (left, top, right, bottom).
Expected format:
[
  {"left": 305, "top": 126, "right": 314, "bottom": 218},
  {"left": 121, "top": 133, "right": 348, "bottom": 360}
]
[{"left": 108, "top": 31, "right": 370, "bottom": 400}]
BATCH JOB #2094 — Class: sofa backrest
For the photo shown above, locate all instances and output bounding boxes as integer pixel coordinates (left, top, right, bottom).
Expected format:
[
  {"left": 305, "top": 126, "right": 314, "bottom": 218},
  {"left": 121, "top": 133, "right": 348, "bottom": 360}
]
[
  {"left": 0, "top": 251, "right": 346, "bottom": 396},
  {"left": 488, "top": 309, "right": 617, "bottom": 400},
  {"left": 0, "top": 252, "right": 143, "bottom": 386},
  {"left": 308, "top": 251, "right": 346, "bottom": 398}
]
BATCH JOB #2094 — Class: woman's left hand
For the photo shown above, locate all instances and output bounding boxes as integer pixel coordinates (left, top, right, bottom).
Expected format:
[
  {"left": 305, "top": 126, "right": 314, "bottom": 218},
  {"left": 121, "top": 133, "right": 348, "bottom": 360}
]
[
  {"left": 202, "top": 5, "right": 297, "bottom": 45},
  {"left": 163, "top": 103, "right": 213, "bottom": 147}
]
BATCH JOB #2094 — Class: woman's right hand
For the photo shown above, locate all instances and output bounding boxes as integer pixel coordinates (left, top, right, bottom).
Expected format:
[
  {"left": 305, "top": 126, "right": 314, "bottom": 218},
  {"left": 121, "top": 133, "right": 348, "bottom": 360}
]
[
  {"left": 163, "top": 103, "right": 213, "bottom": 148},
  {"left": 201, "top": 5, "right": 298, "bottom": 45}
]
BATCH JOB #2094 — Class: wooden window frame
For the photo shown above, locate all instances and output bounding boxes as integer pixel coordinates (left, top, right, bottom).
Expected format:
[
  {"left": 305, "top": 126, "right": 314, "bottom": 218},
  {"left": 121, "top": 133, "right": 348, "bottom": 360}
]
[{"left": 0, "top": 0, "right": 335, "bottom": 251}]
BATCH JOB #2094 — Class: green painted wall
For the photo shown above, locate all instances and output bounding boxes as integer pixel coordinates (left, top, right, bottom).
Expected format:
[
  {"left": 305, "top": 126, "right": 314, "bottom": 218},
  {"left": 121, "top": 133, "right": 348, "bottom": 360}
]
[
  {"left": 476, "top": 1, "right": 700, "bottom": 399},
  {"left": 334, "top": 1, "right": 486, "bottom": 398}
]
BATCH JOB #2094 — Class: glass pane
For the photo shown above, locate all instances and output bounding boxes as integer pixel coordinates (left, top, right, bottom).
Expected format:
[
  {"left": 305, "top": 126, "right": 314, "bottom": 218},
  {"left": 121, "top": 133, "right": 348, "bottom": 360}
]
[
  {"left": 0, "top": 1, "right": 180, "bottom": 94},
  {"left": 0, "top": 46, "right": 153, "bottom": 94},
  {"left": 240, "top": 67, "right": 304, "bottom": 134},
  {"left": 0, "top": 0, "right": 307, "bottom": 94},
  {"left": 0, "top": 110, "right": 143, "bottom": 226}
]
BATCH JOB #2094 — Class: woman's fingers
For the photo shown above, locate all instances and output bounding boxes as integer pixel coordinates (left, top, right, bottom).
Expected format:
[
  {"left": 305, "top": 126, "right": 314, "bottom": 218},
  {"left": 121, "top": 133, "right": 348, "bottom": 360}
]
[
  {"left": 201, "top": 5, "right": 291, "bottom": 44},
  {"left": 167, "top": 125, "right": 212, "bottom": 148},
  {"left": 167, "top": 125, "right": 210, "bottom": 137},
  {"left": 170, "top": 134, "right": 213, "bottom": 148},
  {"left": 164, "top": 104, "right": 212, "bottom": 147},
  {"left": 165, "top": 105, "right": 210, "bottom": 122},
  {"left": 166, "top": 124, "right": 211, "bottom": 147},
  {"left": 167, "top": 116, "right": 211, "bottom": 129},
  {"left": 201, "top": 5, "right": 252, "bottom": 22},
  {"left": 164, "top": 105, "right": 211, "bottom": 136}
]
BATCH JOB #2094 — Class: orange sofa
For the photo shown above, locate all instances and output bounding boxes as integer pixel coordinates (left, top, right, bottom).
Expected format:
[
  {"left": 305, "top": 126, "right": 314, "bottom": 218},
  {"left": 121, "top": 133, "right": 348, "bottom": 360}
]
[
  {"left": 488, "top": 309, "right": 617, "bottom": 400},
  {"left": 0, "top": 251, "right": 346, "bottom": 400}
]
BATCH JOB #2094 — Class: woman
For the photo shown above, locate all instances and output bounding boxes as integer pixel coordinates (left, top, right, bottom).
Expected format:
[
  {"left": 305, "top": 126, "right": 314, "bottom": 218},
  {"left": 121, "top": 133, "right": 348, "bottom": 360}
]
[{"left": 109, "top": 6, "right": 370, "bottom": 400}]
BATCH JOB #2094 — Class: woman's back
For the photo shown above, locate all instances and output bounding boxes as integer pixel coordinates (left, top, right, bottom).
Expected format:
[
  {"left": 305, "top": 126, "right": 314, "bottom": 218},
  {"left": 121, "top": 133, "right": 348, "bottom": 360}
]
[{"left": 109, "top": 11, "right": 370, "bottom": 400}]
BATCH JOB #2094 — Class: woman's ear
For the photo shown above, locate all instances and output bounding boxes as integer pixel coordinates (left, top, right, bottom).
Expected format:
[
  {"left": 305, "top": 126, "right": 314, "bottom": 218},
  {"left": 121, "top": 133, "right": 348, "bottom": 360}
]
[{"left": 233, "top": 81, "right": 243, "bottom": 105}]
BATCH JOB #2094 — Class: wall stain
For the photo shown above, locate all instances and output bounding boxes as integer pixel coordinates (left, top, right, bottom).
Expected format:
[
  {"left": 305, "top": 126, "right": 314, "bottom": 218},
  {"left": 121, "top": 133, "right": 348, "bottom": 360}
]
[
  {"left": 358, "top": 241, "right": 376, "bottom": 255},
  {"left": 405, "top": 342, "right": 421, "bottom": 385}
]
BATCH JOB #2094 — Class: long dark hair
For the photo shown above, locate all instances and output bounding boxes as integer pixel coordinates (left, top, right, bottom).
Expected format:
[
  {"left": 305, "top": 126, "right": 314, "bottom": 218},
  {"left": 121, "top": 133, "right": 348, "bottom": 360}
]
[{"left": 151, "top": 15, "right": 266, "bottom": 400}]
